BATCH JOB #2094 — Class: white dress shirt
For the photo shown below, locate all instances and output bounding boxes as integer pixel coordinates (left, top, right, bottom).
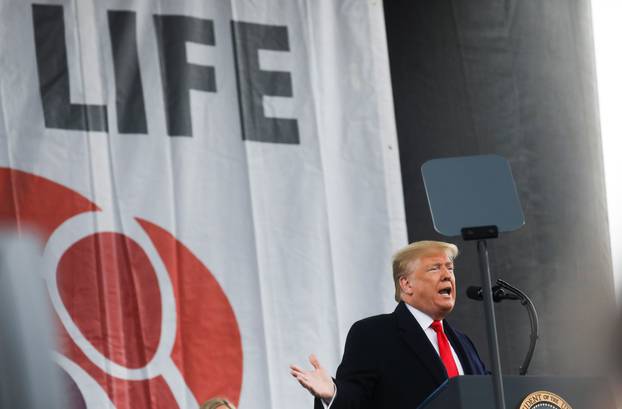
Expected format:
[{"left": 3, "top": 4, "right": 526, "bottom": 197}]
[
  {"left": 323, "top": 305, "right": 464, "bottom": 408},
  {"left": 404, "top": 303, "right": 465, "bottom": 375}
]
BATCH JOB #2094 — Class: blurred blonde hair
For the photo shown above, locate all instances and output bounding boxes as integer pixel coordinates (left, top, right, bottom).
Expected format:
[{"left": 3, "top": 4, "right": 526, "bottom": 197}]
[
  {"left": 200, "top": 397, "right": 236, "bottom": 409},
  {"left": 392, "top": 241, "right": 459, "bottom": 302}
]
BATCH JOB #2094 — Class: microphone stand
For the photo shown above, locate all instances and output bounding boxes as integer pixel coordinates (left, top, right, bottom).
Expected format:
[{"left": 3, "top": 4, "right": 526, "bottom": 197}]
[{"left": 496, "top": 279, "right": 539, "bottom": 375}]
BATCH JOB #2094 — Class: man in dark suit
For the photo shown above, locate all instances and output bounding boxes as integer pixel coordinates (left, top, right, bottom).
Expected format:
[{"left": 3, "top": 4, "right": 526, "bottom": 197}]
[{"left": 290, "top": 241, "right": 487, "bottom": 408}]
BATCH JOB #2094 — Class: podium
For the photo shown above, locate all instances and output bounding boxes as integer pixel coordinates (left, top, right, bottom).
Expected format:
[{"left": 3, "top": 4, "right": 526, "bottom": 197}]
[{"left": 418, "top": 375, "right": 615, "bottom": 409}]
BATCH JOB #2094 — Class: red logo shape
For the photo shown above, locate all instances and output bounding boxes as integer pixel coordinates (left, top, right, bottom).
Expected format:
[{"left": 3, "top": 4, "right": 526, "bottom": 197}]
[{"left": 0, "top": 168, "right": 243, "bottom": 408}]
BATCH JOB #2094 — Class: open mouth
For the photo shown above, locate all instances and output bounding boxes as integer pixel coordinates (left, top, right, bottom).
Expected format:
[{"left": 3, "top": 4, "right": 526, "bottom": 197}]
[{"left": 438, "top": 288, "right": 452, "bottom": 296}]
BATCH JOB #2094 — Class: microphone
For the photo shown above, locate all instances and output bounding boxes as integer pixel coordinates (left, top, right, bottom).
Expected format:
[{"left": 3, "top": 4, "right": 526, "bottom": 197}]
[
  {"left": 467, "top": 279, "right": 539, "bottom": 376},
  {"left": 466, "top": 285, "right": 521, "bottom": 302}
]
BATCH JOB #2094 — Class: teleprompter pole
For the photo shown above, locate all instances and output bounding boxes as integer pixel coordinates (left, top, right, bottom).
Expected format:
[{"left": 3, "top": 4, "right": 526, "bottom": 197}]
[{"left": 477, "top": 239, "right": 506, "bottom": 409}]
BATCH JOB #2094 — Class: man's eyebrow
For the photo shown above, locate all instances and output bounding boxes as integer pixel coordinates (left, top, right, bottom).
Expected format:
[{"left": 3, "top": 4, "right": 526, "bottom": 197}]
[{"left": 426, "top": 262, "right": 454, "bottom": 268}]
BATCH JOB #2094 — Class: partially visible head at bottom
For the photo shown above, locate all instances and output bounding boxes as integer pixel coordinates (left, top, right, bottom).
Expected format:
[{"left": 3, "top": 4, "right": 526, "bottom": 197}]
[{"left": 200, "top": 397, "right": 237, "bottom": 409}]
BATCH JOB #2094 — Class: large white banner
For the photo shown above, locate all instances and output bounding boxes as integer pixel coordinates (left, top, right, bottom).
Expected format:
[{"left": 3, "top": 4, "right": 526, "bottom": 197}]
[{"left": 0, "top": 0, "right": 406, "bottom": 407}]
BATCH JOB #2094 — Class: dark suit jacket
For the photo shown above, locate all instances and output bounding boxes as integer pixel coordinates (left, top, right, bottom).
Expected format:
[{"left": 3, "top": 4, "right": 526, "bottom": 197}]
[{"left": 315, "top": 301, "right": 487, "bottom": 409}]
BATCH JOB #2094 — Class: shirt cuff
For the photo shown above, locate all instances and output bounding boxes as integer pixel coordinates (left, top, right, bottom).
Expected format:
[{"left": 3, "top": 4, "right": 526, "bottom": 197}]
[{"left": 321, "top": 383, "right": 336, "bottom": 409}]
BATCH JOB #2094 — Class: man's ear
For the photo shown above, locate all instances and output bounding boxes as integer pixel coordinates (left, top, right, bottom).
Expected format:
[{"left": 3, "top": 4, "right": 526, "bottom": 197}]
[{"left": 399, "top": 275, "right": 411, "bottom": 295}]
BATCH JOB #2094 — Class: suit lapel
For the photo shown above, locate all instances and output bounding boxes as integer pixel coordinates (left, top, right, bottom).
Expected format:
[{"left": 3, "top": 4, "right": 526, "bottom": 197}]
[
  {"left": 443, "top": 319, "right": 475, "bottom": 374},
  {"left": 394, "top": 302, "right": 447, "bottom": 384}
]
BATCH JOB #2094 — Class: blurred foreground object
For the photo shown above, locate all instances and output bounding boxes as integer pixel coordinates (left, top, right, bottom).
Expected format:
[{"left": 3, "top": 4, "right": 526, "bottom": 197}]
[{"left": 0, "top": 231, "right": 64, "bottom": 409}]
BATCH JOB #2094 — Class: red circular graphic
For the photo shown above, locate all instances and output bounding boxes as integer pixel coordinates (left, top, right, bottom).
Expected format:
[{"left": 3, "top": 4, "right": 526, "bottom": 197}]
[
  {"left": 58, "top": 232, "right": 163, "bottom": 369},
  {"left": 0, "top": 168, "right": 243, "bottom": 408}
]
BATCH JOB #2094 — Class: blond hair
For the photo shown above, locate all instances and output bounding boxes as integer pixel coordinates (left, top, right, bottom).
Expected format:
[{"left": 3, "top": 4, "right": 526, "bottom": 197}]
[
  {"left": 392, "top": 241, "right": 459, "bottom": 302},
  {"left": 200, "top": 398, "right": 236, "bottom": 409}
]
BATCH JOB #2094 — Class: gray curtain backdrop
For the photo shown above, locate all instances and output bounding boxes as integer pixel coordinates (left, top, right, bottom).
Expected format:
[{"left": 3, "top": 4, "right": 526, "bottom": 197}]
[{"left": 384, "top": 0, "right": 616, "bottom": 376}]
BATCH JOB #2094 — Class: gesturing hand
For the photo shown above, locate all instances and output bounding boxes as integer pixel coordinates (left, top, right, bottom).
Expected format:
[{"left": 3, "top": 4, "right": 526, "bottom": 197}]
[{"left": 290, "top": 354, "right": 336, "bottom": 400}]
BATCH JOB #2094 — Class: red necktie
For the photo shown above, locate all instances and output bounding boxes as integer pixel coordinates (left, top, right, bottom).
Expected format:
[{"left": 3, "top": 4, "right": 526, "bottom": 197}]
[{"left": 430, "top": 320, "right": 459, "bottom": 378}]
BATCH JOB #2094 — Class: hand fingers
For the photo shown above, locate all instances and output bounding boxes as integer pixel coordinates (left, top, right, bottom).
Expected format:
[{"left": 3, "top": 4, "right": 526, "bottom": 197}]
[
  {"left": 290, "top": 366, "right": 310, "bottom": 381},
  {"left": 291, "top": 370, "right": 325, "bottom": 398},
  {"left": 309, "top": 354, "right": 321, "bottom": 370},
  {"left": 289, "top": 364, "right": 305, "bottom": 373},
  {"left": 296, "top": 377, "right": 314, "bottom": 393},
  {"left": 291, "top": 371, "right": 312, "bottom": 389}
]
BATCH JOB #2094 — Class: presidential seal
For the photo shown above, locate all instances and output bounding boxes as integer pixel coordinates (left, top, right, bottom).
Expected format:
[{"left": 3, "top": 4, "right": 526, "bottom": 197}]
[{"left": 519, "top": 391, "right": 572, "bottom": 409}]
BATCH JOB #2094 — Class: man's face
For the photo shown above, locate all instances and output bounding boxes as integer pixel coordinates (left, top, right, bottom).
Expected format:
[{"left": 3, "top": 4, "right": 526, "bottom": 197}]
[{"left": 400, "top": 251, "right": 456, "bottom": 320}]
